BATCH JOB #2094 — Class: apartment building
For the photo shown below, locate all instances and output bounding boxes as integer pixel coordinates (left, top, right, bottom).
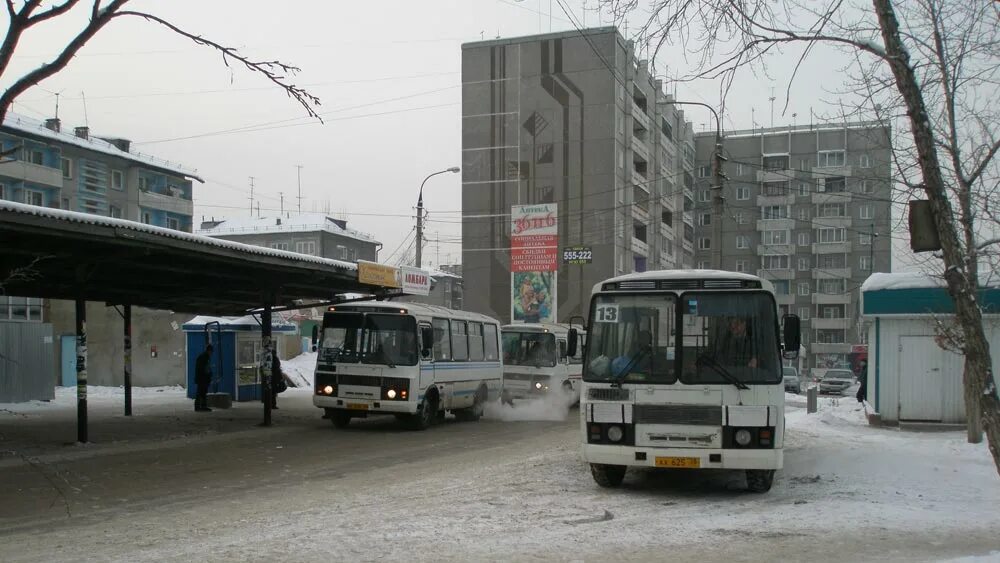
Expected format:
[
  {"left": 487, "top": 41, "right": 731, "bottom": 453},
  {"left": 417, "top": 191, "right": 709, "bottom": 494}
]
[
  {"left": 693, "top": 122, "right": 893, "bottom": 370},
  {"left": 197, "top": 213, "right": 380, "bottom": 263},
  {"left": 0, "top": 113, "right": 203, "bottom": 392},
  {"left": 461, "top": 27, "right": 696, "bottom": 323}
]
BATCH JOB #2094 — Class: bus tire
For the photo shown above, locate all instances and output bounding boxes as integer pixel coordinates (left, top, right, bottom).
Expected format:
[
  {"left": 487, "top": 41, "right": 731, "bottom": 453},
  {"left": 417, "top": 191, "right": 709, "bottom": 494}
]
[
  {"left": 409, "top": 390, "right": 438, "bottom": 431},
  {"left": 455, "top": 385, "right": 487, "bottom": 422},
  {"left": 590, "top": 463, "right": 627, "bottom": 488},
  {"left": 746, "top": 469, "right": 775, "bottom": 493},
  {"left": 331, "top": 411, "right": 352, "bottom": 429}
]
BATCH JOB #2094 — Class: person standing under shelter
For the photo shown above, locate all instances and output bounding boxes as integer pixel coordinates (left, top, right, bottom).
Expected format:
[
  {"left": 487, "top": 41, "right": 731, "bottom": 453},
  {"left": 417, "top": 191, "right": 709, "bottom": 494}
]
[
  {"left": 271, "top": 352, "right": 284, "bottom": 409},
  {"left": 194, "top": 344, "right": 213, "bottom": 412}
]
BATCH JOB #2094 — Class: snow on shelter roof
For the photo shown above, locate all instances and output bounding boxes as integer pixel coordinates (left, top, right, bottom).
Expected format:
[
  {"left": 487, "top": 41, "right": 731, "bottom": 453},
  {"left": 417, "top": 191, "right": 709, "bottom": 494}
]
[
  {"left": 197, "top": 213, "right": 378, "bottom": 244},
  {"left": 862, "top": 271, "right": 1000, "bottom": 293},
  {"left": 2, "top": 113, "right": 202, "bottom": 182},
  {"left": 183, "top": 314, "right": 297, "bottom": 331},
  {"left": 0, "top": 200, "right": 357, "bottom": 272}
]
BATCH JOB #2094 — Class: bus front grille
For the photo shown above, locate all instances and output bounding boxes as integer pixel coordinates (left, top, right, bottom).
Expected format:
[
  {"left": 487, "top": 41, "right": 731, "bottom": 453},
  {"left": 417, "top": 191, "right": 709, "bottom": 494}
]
[
  {"left": 588, "top": 388, "right": 630, "bottom": 401},
  {"left": 633, "top": 404, "right": 722, "bottom": 425},
  {"left": 338, "top": 374, "right": 380, "bottom": 387}
]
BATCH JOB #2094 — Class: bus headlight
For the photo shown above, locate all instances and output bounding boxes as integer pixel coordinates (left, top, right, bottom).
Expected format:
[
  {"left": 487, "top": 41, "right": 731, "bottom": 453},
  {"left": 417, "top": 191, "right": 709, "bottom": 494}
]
[
  {"left": 606, "top": 425, "right": 624, "bottom": 442},
  {"left": 322, "top": 385, "right": 334, "bottom": 395},
  {"left": 534, "top": 382, "right": 543, "bottom": 389},
  {"left": 734, "top": 429, "right": 752, "bottom": 447},
  {"left": 387, "top": 389, "right": 397, "bottom": 399}
]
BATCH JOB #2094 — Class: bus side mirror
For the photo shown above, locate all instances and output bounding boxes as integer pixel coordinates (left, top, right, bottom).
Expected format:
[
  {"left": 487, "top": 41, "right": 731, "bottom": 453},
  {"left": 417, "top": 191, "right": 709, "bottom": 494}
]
[
  {"left": 782, "top": 315, "right": 801, "bottom": 359},
  {"left": 311, "top": 325, "right": 319, "bottom": 352},
  {"left": 420, "top": 326, "right": 434, "bottom": 359},
  {"left": 567, "top": 329, "right": 579, "bottom": 358}
]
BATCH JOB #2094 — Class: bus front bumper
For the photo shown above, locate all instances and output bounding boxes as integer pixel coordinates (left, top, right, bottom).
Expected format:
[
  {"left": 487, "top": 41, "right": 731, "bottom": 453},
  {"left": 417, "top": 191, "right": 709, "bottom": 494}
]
[
  {"left": 313, "top": 395, "right": 417, "bottom": 415},
  {"left": 582, "top": 443, "right": 783, "bottom": 471}
]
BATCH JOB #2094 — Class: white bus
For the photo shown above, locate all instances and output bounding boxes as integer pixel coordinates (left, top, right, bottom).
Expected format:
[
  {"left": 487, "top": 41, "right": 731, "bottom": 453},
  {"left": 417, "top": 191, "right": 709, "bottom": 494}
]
[
  {"left": 500, "top": 323, "right": 586, "bottom": 403},
  {"left": 573, "top": 270, "right": 800, "bottom": 493},
  {"left": 313, "top": 301, "right": 503, "bottom": 430}
]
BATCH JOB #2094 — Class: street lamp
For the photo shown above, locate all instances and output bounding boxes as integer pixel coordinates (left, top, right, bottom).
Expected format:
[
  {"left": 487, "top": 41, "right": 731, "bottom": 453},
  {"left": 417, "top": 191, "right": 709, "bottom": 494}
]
[{"left": 415, "top": 166, "right": 460, "bottom": 268}]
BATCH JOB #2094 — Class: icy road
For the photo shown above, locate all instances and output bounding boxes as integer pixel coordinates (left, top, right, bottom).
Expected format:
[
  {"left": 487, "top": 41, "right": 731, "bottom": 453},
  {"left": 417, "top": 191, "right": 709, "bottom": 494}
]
[{"left": 0, "top": 387, "right": 998, "bottom": 562}]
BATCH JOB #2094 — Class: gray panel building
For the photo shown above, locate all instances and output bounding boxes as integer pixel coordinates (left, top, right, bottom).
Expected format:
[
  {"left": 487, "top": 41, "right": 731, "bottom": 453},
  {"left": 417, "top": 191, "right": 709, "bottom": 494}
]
[
  {"left": 693, "top": 122, "right": 893, "bottom": 371},
  {"left": 197, "top": 213, "right": 380, "bottom": 263},
  {"left": 461, "top": 27, "right": 696, "bottom": 323}
]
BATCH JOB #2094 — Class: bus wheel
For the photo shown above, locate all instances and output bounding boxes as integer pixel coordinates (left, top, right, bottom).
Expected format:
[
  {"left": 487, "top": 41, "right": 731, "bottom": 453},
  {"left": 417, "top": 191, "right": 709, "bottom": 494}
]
[
  {"left": 456, "top": 385, "right": 487, "bottom": 422},
  {"left": 331, "top": 411, "right": 351, "bottom": 429},
  {"left": 590, "top": 463, "right": 627, "bottom": 488},
  {"left": 746, "top": 469, "right": 775, "bottom": 493},
  {"left": 409, "top": 392, "right": 438, "bottom": 431}
]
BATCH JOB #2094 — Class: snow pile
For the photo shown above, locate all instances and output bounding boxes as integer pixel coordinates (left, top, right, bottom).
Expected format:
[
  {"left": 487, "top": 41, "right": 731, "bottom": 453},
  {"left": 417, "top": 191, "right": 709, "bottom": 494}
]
[
  {"left": 862, "top": 271, "right": 946, "bottom": 292},
  {"left": 281, "top": 352, "right": 317, "bottom": 388}
]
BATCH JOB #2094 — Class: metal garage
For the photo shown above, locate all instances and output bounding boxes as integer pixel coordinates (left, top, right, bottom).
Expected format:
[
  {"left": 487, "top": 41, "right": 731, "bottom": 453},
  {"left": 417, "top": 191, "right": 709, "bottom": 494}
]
[{"left": 861, "top": 272, "right": 1000, "bottom": 424}]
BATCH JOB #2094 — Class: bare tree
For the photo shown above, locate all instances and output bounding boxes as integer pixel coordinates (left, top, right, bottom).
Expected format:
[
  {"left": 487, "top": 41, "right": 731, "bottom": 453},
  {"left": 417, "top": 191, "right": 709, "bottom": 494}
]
[
  {"left": 602, "top": 0, "right": 1000, "bottom": 472},
  {"left": 0, "top": 0, "right": 321, "bottom": 126}
]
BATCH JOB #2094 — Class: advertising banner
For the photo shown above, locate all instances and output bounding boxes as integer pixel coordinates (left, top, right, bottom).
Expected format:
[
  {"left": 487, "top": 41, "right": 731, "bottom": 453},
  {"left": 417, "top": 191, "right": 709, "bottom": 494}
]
[
  {"left": 511, "top": 271, "right": 557, "bottom": 324},
  {"left": 357, "top": 260, "right": 401, "bottom": 288},
  {"left": 400, "top": 266, "right": 431, "bottom": 296},
  {"left": 562, "top": 246, "right": 593, "bottom": 265},
  {"left": 510, "top": 204, "right": 558, "bottom": 273}
]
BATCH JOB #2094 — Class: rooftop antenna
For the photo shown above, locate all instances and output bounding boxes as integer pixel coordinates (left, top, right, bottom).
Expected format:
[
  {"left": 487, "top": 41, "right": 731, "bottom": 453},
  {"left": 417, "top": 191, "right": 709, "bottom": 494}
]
[
  {"left": 81, "top": 91, "right": 89, "bottom": 127},
  {"left": 295, "top": 164, "right": 304, "bottom": 214},
  {"left": 256, "top": 200, "right": 261, "bottom": 217},
  {"left": 279, "top": 191, "right": 284, "bottom": 216},
  {"left": 769, "top": 87, "right": 776, "bottom": 128},
  {"left": 248, "top": 176, "right": 255, "bottom": 215},
  {"left": 54, "top": 92, "right": 60, "bottom": 119}
]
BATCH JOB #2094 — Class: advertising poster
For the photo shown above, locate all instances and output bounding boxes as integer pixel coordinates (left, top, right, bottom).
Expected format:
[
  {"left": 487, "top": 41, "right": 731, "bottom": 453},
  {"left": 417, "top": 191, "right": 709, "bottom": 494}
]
[{"left": 511, "top": 271, "right": 557, "bottom": 324}]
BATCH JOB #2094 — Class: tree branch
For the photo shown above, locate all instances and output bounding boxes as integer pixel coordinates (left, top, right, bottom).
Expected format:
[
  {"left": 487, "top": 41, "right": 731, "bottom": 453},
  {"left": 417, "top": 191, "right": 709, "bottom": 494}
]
[
  {"left": 112, "top": 10, "right": 322, "bottom": 121},
  {"left": 27, "top": 0, "right": 81, "bottom": 25}
]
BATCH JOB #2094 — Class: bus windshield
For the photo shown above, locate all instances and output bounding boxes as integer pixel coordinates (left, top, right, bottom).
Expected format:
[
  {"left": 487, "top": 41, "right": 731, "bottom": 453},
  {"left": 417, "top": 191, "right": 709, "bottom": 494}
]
[
  {"left": 502, "top": 331, "right": 557, "bottom": 367},
  {"left": 584, "top": 294, "right": 677, "bottom": 384},
  {"left": 320, "top": 312, "right": 418, "bottom": 367}
]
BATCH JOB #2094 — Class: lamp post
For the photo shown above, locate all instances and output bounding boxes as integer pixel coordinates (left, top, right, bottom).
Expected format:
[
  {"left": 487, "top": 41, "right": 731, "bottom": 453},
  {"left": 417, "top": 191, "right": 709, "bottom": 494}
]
[{"left": 415, "top": 166, "right": 460, "bottom": 268}]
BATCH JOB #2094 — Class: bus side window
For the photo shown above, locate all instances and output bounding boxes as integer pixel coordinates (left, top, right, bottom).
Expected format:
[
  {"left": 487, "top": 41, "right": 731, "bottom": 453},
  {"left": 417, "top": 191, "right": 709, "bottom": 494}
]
[
  {"left": 483, "top": 324, "right": 499, "bottom": 361},
  {"left": 468, "top": 322, "right": 485, "bottom": 361},
  {"left": 432, "top": 318, "right": 451, "bottom": 361},
  {"left": 451, "top": 321, "right": 469, "bottom": 361}
]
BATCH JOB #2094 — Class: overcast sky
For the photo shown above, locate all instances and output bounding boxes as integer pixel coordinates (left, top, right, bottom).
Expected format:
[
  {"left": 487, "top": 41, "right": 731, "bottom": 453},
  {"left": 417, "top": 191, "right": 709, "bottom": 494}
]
[{"left": 3, "top": 0, "right": 919, "bottom": 270}]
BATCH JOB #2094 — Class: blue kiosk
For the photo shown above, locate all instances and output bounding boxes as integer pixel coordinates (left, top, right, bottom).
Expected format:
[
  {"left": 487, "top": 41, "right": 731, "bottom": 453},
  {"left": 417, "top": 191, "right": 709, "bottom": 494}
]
[{"left": 183, "top": 315, "right": 297, "bottom": 402}]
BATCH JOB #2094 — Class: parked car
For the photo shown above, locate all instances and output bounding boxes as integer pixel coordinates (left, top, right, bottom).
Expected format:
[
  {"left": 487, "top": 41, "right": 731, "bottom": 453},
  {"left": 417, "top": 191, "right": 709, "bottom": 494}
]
[
  {"left": 783, "top": 367, "right": 801, "bottom": 394},
  {"left": 817, "top": 369, "right": 855, "bottom": 395}
]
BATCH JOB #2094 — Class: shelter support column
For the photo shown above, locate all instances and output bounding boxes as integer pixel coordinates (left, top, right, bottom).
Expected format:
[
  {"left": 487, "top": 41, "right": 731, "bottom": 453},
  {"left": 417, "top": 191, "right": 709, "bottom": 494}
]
[
  {"left": 75, "top": 298, "right": 88, "bottom": 443},
  {"left": 260, "top": 298, "right": 273, "bottom": 427},
  {"left": 123, "top": 304, "right": 132, "bottom": 417}
]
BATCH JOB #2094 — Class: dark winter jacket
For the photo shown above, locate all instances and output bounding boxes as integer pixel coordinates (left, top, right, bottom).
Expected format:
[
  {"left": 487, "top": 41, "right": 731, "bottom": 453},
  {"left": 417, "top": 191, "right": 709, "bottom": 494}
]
[{"left": 195, "top": 350, "right": 213, "bottom": 385}]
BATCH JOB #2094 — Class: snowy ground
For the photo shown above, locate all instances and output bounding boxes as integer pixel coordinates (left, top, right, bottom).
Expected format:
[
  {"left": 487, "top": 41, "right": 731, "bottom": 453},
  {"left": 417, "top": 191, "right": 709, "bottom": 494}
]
[{"left": 1, "top": 387, "right": 998, "bottom": 562}]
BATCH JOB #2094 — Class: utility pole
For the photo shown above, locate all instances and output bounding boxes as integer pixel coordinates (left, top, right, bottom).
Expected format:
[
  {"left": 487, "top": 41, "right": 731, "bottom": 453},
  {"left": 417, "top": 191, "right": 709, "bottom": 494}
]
[
  {"left": 279, "top": 192, "right": 284, "bottom": 216},
  {"left": 296, "top": 165, "right": 303, "bottom": 214},
  {"left": 869, "top": 224, "right": 876, "bottom": 272},
  {"left": 415, "top": 167, "right": 460, "bottom": 268},
  {"left": 769, "top": 87, "right": 776, "bottom": 128},
  {"left": 248, "top": 176, "right": 255, "bottom": 215}
]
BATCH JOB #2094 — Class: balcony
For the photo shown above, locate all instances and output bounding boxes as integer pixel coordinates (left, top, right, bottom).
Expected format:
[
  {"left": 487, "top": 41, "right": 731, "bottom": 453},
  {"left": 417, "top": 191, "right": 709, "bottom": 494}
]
[
  {"left": 5, "top": 161, "right": 63, "bottom": 188},
  {"left": 631, "top": 135, "right": 651, "bottom": 161},
  {"left": 757, "top": 268, "right": 796, "bottom": 281},
  {"left": 756, "top": 193, "right": 796, "bottom": 207},
  {"left": 812, "top": 165, "right": 853, "bottom": 179},
  {"left": 811, "top": 317, "right": 853, "bottom": 330},
  {"left": 811, "top": 191, "right": 853, "bottom": 205},
  {"left": 810, "top": 342, "right": 853, "bottom": 355},
  {"left": 137, "top": 189, "right": 193, "bottom": 215},
  {"left": 812, "top": 292, "right": 852, "bottom": 305},
  {"left": 812, "top": 216, "right": 853, "bottom": 229},
  {"left": 813, "top": 267, "right": 852, "bottom": 280},
  {"left": 757, "top": 244, "right": 795, "bottom": 256},
  {"left": 631, "top": 100, "right": 652, "bottom": 130},
  {"left": 756, "top": 169, "right": 797, "bottom": 183},
  {"left": 632, "top": 167, "right": 648, "bottom": 187},
  {"left": 631, "top": 237, "right": 649, "bottom": 256},
  {"left": 812, "top": 241, "right": 853, "bottom": 254},
  {"left": 631, "top": 202, "right": 649, "bottom": 224},
  {"left": 756, "top": 218, "right": 795, "bottom": 231},
  {"left": 775, "top": 294, "right": 796, "bottom": 306}
]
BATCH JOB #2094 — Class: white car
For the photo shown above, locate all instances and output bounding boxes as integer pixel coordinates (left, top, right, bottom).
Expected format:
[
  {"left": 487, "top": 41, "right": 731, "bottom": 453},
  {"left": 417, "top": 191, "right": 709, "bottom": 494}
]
[
  {"left": 817, "top": 369, "right": 855, "bottom": 395},
  {"left": 783, "top": 367, "right": 801, "bottom": 394}
]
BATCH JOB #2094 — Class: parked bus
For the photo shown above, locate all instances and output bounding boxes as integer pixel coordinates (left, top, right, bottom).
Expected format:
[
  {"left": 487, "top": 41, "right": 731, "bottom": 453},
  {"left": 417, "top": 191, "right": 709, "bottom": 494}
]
[
  {"left": 500, "top": 323, "right": 586, "bottom": 404},
  {"left": 573, "top": 270, "right": 800, "bottom": 493},
  {"left": 313, "top": 301, "right": 503, "bottom": 430}
]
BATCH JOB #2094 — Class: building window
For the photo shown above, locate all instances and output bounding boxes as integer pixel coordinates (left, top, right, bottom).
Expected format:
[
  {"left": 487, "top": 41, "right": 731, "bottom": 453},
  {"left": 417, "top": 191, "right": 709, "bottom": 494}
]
[
  {"left": 166, "top": 217, "right": 180, "bottom": 230},
  {"left": 798, "top": 256, "right": 810, "bottom": 271},
  {"left": 818, "top": 203, "right": 847, "bottom": 217},
  {"left": 109, "top": 205, "right": 122, "bottom": 219},
  {"left": 818, "top": 278, "right": 846, "bottom": 294},
  {"left": 618, "top": 149, "right": 624, "bottom": 170},
  {"left": 269, "top": 242, "right": 289, "bottom": 251},
  {"left": 816, "top": 329, "right": 846, "bottom": 344},
  {"left": 142, "top": 212, "right": 151, "bottom": 224},
  {"left": 860, "top": 255, "right": 872, "bottom": 271},
  {"left": 661, "top": 209, "right": 673, "bottom": 226},
  {"left": 799, "top": 207, "right": 809, "bottom": 221},
  {"left": 23, "top": 148, "right": 44, "bottom": 165},
  {"left": 735, "top": 259, "right": 748, "bottom": 273},
  {"left": 799, "top": 159, "right": 810, "bottom": 171},
  {"left": 762, "top": 255, "right": 790, "bottom": 270},
  {"left": 798, "top": 232, "right": 810, "bottom": 246},
  {"left": 761, "top": 205, "right": 788, "bottom": 220},
  {"left": 736, "top": 235, "right": 750, "bottom": 249},
  {"left": 617, "top": 252, "right": 626, "bottom": 274},
  {"left": 23, "top": 188, "right": 43, "bottom": 206},
  {"left": 859, "top": 153, "right": 872, "bottom": 168},
  {"left": 798, "top": 307, "right": 810, "bottom": 320},
  {"left": 816, "top": 151, "right": 845, "bottom": 167},
  {"left": 696, "top": 260, "right": 710, "bottom": 269},
  {"left": 61, "top": 157, "right": 73, "bottom": 179},
  {"left": 698, "top": 166, "right": 711, "bottom": 178},
  {"left": 762, "top": 155, "right": 788, "bottom": 170},
  {"left": 816, "top": 228, "right": 846, "bottom": 243},
  {"left": 762, "top": 230, "right": 789, "bottom": 245},
  {"left": 111, "top": 170, "right": 124, "bottom": 190},
  {"left": 698, "top": 237, "right": 712, "bottom": 250},
  {"left": 859, "top": 232, "right": 872, "bottom": 245},
  {"left": 699, "top": 212, "right": 712, "bottom": 226},
  {"left": 736, "top": 186, "right": 750, "bottom": 200},
  {"left": 861, "top": 179, "right": 874, "bottom": 194},
  {"left": 699, "top": 189, "right": 710, "bottom": 202},
  {"left": 762, "top": 181, "right": 788, "bottom": 196},
  {"left": 772, "top": 280, "right": 790, "bottom": 295},
  {"left": 295, "top": 241, "right": 317, "bottom": 255},
  {"left": 860, "top": 204, "right": 874, "bottom": 220},
  {"left": 818, "top": 254, "right": 847, "bottom": 269},
  {"left": 798, "top": 282, "right": 811, "bottom": 296},
  {"left": 736, "top": 162, "right": 747, "bottom": 176},
  {"left": 799, "top": 182, "right": 809, "bottom": 196},
  {"left": 138, "top": 176, "right": 148, "bottom": 191},
  {"left": 0, "top": 296, "right": 43, "bottom": 322},
  {"left": 0, "top": 183, "right": 5, "bottom": 200},
  {"left": 821, "top": 177, "right": 846, "bottom": 193},
  {"left": 633, "top": 223, "right": 647, "bottom": 243}
]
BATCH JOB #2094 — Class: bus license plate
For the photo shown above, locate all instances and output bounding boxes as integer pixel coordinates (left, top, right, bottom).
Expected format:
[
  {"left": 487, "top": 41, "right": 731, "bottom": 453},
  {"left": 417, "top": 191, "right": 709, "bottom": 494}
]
[
  {"left": 347, "top": 403, "right": 369, "bottom": 411},
  {"left": 655, "top": 456, "right": 700, "bottom": 468}
]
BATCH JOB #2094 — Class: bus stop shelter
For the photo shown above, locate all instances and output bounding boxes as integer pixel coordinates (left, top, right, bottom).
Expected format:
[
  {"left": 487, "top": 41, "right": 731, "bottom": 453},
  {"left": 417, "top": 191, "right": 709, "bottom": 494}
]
[{"left": 0, "top": 201, "right": 424, "bottom": 441}]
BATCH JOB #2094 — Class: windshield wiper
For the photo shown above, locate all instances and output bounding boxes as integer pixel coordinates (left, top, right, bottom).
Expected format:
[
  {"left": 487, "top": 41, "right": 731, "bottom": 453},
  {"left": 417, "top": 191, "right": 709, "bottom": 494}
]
[
  {"left": 696, "top": 353, "right": 750, "bottom": 390},
  {"left": 611, "top": 347, "right": 649, "bottom": 386}
]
